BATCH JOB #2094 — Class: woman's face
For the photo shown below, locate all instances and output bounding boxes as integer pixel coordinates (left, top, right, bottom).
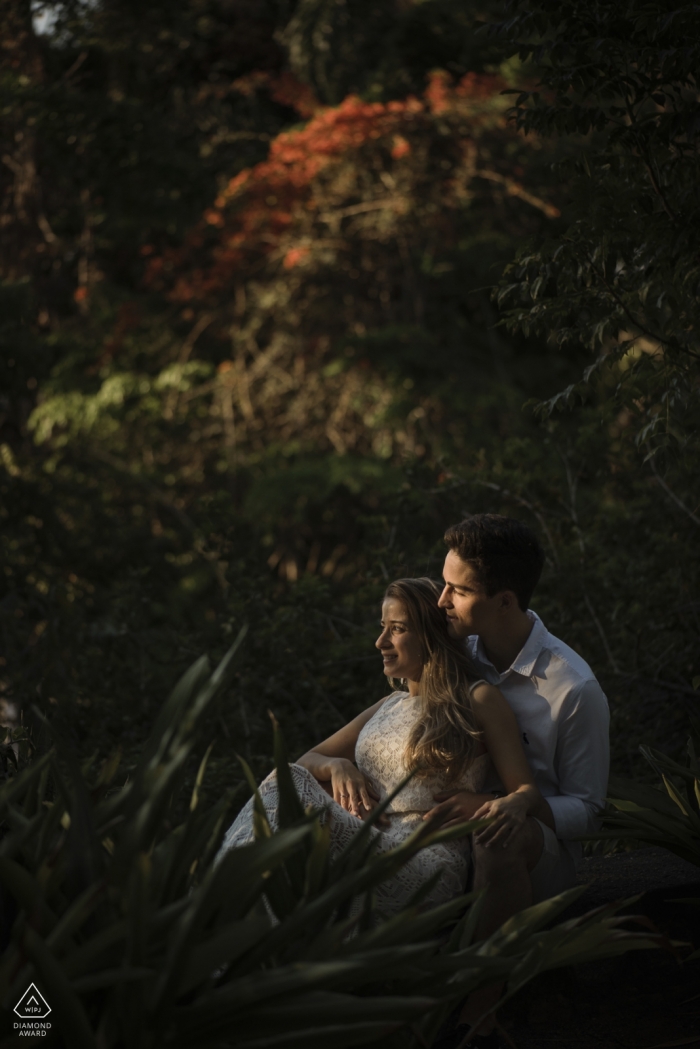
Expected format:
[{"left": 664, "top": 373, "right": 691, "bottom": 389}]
[{"left": 376, "top": 597, "right": 423, "bottom": 683}]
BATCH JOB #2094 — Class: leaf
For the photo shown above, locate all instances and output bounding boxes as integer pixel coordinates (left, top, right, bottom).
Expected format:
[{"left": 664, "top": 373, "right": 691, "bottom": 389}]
[
  {"left": 190, "top": 741, "right": 215, "bottom": 813},
  {"left": 267, "top": 715, "right": 308, "bottom": 899},
  {"left": 70, "top": 967, "right": 155, "bottom": 992},
  {"left": 0, "top": 857, "right": 59, "bottom": 933},
  {"left": 150, "top": 825, "right": 313, "bottom": 1017},
  {"left": 269, "top": 714, "right": 305, "bottom": 829},
  {"left": 174, "top": 950, "right": 438, "bottom": 1038},
  {"left": 178, "top": 918, "right": 271, "bottom": 994},
  {"left": 139, "top": 656, "right": 211, "bottom": 769},
  {"left": 63, "top": 922, "right": 128, "bottom": 979},
  {"left": 180, "top": 1021, "right": 405, "bottom": 1049},
  {"left": 46, "top": 881, "right": 107, "bottom": 954},
  {"left": 237, "top": 754, "right": 273, "bottom": 843},
  {"left": 228, "top": 989, "right": 437, "bottom": 1038},
  {"left": 93, "top": 747, "right": 122, "bottom": 792},
  {"left": 0, "top": 752, "right": 53, "bottom": 818}
]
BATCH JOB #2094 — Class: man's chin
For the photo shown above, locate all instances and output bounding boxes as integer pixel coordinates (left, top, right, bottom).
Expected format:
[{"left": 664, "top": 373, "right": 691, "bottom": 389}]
[{"left": 446, "top": 618, "right": 469, "bottom": 639}]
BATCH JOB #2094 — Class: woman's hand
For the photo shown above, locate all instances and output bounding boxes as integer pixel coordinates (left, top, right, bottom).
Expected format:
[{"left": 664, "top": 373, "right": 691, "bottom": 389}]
[
  {"left": 471, "top": 791, "right": 531, "bottom": 849},
  {"left": 328, "top": 758, "right": 380, "bottom": 819}
]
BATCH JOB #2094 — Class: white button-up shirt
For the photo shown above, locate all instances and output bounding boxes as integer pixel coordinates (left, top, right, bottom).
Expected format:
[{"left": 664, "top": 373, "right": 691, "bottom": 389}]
[{"left": 469, "top": 611, "right": 610, "bottom": 863}]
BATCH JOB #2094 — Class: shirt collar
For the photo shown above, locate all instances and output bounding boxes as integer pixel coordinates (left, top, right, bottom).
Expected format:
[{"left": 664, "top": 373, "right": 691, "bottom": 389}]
[{"left": 468, "top": 610, "right": 547, "bottom": 680}]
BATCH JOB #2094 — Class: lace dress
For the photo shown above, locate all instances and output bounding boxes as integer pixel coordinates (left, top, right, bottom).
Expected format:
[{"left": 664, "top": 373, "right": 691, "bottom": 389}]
[{"left": 220, "top": 689, "right": 491, "bottom": 914}]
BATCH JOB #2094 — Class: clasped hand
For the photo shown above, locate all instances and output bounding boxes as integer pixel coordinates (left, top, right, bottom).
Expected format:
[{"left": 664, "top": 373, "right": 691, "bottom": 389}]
[
  {"left": 423, "top": 789, "right": 529, "bottom": 848},
  {"left": 328, "top": 758, "right": 384, "bottom": 823}
]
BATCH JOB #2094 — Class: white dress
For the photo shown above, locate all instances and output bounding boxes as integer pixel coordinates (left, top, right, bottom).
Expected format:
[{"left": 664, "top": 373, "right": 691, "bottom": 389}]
[{"left": 220, "top": 689, "right": 491, "bottom": 914}]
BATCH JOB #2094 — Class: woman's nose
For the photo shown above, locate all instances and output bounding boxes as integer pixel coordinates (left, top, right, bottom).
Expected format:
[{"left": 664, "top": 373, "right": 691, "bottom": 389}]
[{"left": 376, "top": 627, "right": 390, "bottom": 649}]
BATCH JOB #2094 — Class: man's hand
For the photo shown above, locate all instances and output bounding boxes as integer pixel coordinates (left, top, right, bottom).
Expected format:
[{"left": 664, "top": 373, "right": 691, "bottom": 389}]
[
  {"left": 471, "top": 792, "right": 530, "bottom": 848},
  {"left": 423, "top": 790, "right": 494, "bottom": 830}
]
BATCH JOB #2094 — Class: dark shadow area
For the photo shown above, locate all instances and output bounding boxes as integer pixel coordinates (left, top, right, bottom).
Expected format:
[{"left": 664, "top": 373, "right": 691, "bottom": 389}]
[{"left": 502, "top": 851, "right": 700, "bottom": 1049}]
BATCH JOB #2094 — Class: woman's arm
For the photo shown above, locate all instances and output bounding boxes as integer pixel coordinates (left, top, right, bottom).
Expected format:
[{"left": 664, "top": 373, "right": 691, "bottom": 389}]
[
  {"left": 296, "top": 697, "right": 388, "bottom": 818},
  {"left": 469, "top": 683, "right": 551, "bottom": 846}
]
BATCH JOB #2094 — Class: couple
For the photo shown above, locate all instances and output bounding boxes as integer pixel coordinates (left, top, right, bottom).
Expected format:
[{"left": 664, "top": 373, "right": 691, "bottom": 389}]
[{"left": 222, "top": 514, "right": 610, "bottom": 1048}]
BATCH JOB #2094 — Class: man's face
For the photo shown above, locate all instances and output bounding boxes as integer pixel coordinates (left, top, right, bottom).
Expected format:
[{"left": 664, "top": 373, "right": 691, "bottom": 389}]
[{"left": 438, "top": 550, "right": 503, "bottom": 640}]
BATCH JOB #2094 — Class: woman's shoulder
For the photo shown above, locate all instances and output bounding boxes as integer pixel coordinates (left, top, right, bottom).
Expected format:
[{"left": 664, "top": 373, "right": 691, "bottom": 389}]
[
  {"left": 380, "top": 689, "right": 411, "bottom": 708},
  {"left": 360, "top": 690, "right": 409, "bottom": 725},
  {"left": 468, "top": 680, "right": 510, "bottom": 718}
]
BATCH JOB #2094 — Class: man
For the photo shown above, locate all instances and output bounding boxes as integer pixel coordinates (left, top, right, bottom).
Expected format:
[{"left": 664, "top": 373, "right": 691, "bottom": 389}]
[{"left": 428, "top": 514, "right": 610, "bottom": 1049}]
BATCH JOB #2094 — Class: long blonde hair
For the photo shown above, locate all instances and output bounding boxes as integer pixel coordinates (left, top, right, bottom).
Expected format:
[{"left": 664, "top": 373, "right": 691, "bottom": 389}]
[{"left": 385, "top": 577, "right": 482, "bottom": 786}]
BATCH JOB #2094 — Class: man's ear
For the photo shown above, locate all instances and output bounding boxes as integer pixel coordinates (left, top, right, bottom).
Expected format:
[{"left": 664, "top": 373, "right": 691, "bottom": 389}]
[{"left": 498, "top": 590, "right": 519, "bottom": 613}]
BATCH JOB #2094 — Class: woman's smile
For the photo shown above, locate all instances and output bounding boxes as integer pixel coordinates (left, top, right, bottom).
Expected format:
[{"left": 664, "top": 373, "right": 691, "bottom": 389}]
[{"left": 375, "top": 597, "right": 424, "bottom": 685}]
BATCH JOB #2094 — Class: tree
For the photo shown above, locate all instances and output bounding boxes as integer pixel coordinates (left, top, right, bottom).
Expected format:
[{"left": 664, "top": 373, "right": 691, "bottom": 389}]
[
  {"left": 491, "top": 0, "right": 700, "bottom": 464},
  {"left": 2, "top": 0, "right": 698, "bottom": 805}
]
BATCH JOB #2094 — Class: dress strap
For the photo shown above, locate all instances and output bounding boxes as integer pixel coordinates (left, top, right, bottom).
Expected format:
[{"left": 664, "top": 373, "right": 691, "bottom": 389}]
[{"left": 468, "top": 678, "right": 488, "bottom": 695}]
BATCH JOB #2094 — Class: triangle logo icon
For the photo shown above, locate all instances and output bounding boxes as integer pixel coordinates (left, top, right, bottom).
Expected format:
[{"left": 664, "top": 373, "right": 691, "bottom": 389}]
[{"left": 14, "top": 983, "right": 51, "bottom": 1019}]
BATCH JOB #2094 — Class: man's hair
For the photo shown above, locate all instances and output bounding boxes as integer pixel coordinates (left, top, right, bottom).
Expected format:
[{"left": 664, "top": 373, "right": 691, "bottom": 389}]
[{"left": 443, "top": 514, "right": 545, "bottom": 611}]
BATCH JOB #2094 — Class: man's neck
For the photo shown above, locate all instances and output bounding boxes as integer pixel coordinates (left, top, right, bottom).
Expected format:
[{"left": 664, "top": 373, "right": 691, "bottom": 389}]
[{"left": 479, "top": 612, "right": 534, "bottom": 674}]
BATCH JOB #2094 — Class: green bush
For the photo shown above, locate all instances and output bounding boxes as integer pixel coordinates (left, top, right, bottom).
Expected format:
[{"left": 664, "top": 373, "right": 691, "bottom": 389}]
[
  {"left": 602, "top": 723, "right": 700, "bottom": 869},
  {"left": 0, "top": 630, "right": 665, "bottom": 1048}
]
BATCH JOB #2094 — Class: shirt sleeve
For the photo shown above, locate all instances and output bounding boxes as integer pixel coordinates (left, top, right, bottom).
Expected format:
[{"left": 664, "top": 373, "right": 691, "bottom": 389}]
[{"left": 547, "top": 678, "right": 610, "bottom": 839}]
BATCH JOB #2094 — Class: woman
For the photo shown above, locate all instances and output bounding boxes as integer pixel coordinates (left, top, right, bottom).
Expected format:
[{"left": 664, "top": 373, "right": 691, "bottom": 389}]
[{"left": 220, "top": 578, "right": 543, "bottom": 913}]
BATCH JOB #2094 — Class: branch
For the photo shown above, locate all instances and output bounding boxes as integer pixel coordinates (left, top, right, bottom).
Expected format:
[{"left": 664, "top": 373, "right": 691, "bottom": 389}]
[
  {"left": 624, "top": 94, "right": 679, "bottom": 225},
  {"left": 61, "top": 51, "right": 87, "bottom": 83},
  {"left": 648, "top": 455, "right": 700, "bottom": 528},
  {"left": 583, "top": 251, "right": 700, "bottom": 362},
  {"left": 178, "top": 312, "right": 214, "bottom": 363},
  {"left": 583, "top": 590, "right": 622, "bottom": 674},
  {"left": 36, "top": 211, "right": 58, "bottom": 245},
  {"left": 474, "top": 168, "right": 561, "bottom": 218},
  {"left": 319, "top": 197, "right": 409, "bottom": 223}
]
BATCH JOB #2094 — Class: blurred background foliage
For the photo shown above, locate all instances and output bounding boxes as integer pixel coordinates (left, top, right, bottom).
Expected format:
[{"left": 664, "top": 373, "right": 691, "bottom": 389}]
[{"left": 1, "top": 0, "right": 698, "bottom": 805}]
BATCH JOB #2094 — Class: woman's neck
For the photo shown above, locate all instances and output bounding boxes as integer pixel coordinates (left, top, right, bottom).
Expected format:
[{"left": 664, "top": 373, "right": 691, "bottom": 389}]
[{"left": 406, "top": 677, "right": 421, "bottom": 697}]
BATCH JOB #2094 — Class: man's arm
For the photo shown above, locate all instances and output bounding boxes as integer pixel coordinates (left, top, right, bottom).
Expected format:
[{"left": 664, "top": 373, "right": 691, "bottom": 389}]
[{"left": 549, "top": 678, "right": 610, "bottom": 839}]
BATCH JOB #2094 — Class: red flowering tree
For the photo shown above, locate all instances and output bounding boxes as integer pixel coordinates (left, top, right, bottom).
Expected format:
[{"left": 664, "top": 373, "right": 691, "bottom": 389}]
[{"left": 140, "top": 70, "right": 561, "bottom": 469}]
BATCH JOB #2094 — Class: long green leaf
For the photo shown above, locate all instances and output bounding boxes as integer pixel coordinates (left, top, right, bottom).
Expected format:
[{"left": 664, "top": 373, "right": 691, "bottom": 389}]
[
  {"left": 151, "top": 826, "right": 312, "bottom": 1016},
  {"left": 270, "top": 715, "right": 305, "bottom": 830},
  {"left": 175, "top": 947, "right": 437, "bottom": 1034},
  {"left": 0, "top": 752, "right": 53, "bottom": 819},
  {"left": 178, "top": 918, "right": 279, "bottom": 995},
  {"left": 0, "top": 857, "right": 59, "bottom": 933},
  {"left": 71, "top": 967, "right": 155, "bottom": 992},
  {"left": 46, "top": 881, "right": 107, "bottom": 954},
  {"left": 171, "top": 1020, "right": 404, "bottom": 1049}
]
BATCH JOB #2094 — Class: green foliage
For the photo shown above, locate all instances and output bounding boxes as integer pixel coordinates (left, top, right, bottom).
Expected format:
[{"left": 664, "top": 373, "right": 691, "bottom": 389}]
[
  {"left": 601, "top": 722, "right": 700, "bottom": 869},
  {"left": 282, "top": 0, "right": 503, "bottom": 104},
  {"left": 1, "top": 0, "right": 698, "bottom": 835},
  {"left": 0, "top": 637, "right": 666, "bottom": 1047},
  {"left": 490, "top": 0, "right": 700, "bottom": 455}
]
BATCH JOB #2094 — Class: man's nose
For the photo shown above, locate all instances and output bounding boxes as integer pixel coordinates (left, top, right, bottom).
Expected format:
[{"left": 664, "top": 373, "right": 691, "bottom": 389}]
[{"left": 437, "top": 586, "right": 451, "bottom": 608}]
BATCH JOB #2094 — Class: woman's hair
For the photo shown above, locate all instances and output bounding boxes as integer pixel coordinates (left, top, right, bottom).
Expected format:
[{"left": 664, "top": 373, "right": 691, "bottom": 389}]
[{"left": 384, "top": 577, "right": 482, "bottom": 786}]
